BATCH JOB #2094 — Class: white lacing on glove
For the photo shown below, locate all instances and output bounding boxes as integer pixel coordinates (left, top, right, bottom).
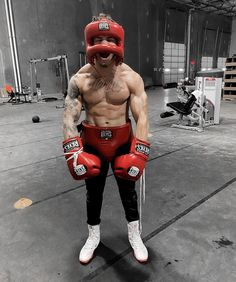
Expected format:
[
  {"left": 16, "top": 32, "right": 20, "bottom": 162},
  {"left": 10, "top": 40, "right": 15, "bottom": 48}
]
[{"left": 65, "top": 148, "right": 85, "bottom": 175}]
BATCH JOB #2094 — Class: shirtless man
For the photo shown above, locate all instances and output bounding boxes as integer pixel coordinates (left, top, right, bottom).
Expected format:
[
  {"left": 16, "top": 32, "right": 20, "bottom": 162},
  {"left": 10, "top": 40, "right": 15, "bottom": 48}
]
[{"left": 63, "top": 14, "right": 150, "bottom": 264}]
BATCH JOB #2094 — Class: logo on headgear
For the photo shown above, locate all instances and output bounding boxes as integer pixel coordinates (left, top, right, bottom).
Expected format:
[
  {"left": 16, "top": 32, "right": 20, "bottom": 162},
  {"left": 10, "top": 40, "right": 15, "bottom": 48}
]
[
  {"left": 98, "top": 22, "right": 110, "bottom": 31},
  {"left": 85, "top": 14, "right": 124, "bottom": 65}
]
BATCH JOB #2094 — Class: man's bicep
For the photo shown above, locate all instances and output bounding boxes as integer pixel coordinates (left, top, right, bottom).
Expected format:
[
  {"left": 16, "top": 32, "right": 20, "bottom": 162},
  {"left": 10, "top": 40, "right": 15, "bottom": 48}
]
[
  {"left": 65, "top": 76, "right": 83, "bottom": 118},
  {"left": 130, "top": 90, "right": 148, "bottom": 121},
  {"left": 63, "top": 77, "right": 83, "bottom": 138},
  {"left": 129, "top": 74, "right": 149, "bottom": 140},
  {"left": 129, "top": 74, "right": 147, "bottom": 118},
  {"left": 64, "top": 95, "right": 82, "bottom": 119},
  {"left": 67, "top": 76, "right": 81, "bottom": 100}
]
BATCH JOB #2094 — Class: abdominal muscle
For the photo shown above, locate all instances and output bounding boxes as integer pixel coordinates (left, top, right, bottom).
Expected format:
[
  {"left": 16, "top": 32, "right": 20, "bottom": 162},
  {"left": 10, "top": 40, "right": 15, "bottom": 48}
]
[
  {"left": 81, "top": 72, "right": 131, "bottom": 127},
  {"left": 84, "top": 99, "right": 129, "bottom": 127}
]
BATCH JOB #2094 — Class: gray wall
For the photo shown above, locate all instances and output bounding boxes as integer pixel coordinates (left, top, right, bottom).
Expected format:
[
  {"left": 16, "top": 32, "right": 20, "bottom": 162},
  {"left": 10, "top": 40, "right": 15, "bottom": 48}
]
[
  {"left": 230, "top": 19, "right": 236, "bottom": 56},
  {"left": 0, "top": 0, "right": 233, "bottom": 92},
  {"left": 12, "top": 0, "right": 91, "bottom": 93},
  {"left": 190, "top": 11, "right": 231, "bottom": 72}
]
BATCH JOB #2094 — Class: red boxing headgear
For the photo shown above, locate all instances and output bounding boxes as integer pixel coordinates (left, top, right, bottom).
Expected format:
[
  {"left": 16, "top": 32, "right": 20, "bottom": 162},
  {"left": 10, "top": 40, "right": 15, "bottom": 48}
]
[{"left": 84, "top": 15, "right": 124, "bottom": 65}]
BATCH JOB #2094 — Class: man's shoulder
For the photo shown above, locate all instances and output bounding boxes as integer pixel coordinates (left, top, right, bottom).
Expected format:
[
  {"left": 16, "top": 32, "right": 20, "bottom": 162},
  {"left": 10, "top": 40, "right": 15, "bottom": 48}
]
[
  {"left": 70, "top": 64, "right": 93, "bottom": 83},
  {"left": 78, "top": 63, "right": 93, "bottom": 74},
  {"left": 121, "top": 63, "right": 141, "bottom": 79},
  {"left": 121, "top": 63, "right": 142, "bottom": 86},
  {"left": 73, "top": 64, "right": 93, "bottom": 77},
  {"left": 121, "top": 63, "right": 134, "bottom": 73}
]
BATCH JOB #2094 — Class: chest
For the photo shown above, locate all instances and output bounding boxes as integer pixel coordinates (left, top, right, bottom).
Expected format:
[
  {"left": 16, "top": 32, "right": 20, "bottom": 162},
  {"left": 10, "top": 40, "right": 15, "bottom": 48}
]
[{"left": 82, "top": 77, "right": 130, "bottom": 105}]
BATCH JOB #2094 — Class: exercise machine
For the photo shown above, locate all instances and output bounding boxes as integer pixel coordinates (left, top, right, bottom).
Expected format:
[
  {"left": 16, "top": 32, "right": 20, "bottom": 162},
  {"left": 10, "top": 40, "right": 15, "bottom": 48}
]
[
  {"left": 79, "top": 51, "right": 87, "bottom": 68},
  {"left": 195, "top": 69, "right": 223, "bottom": 124},
  {"left": 160, "top": 79, "right": 214, "bottom": 132},
  {"left": 4, "top": 84, "right": 31, "bottom": 104},
  {"left": 29, "top": 55, "right": 70, "bottom": 103}
]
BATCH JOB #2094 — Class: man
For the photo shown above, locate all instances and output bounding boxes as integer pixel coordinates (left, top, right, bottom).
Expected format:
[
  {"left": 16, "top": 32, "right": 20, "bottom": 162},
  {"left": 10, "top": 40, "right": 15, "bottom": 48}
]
[{"left": 63, "top": 14, "right": 150, "bottom": 264}]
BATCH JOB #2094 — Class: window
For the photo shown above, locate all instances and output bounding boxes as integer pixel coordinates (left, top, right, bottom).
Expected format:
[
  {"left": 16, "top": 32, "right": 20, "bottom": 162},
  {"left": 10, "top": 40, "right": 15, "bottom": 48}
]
[
  {"left": 217, "top": 57, "right": 227, "bottom": 71},
  {"left": 163, "top": 42, "right": 186, "bottom": 84},
  {"left": 201, "top": 56, "right": 213, "bottom": 71}
]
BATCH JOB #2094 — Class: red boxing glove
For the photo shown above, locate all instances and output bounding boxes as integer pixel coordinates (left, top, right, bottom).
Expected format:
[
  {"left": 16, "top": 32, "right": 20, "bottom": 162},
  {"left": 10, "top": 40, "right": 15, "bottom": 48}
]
[
  {"left": 114, "top": 138, "right": 150, "bottom": 181},
  {"left": 63, "top": 136, "right": 101, "bottom": 180}
]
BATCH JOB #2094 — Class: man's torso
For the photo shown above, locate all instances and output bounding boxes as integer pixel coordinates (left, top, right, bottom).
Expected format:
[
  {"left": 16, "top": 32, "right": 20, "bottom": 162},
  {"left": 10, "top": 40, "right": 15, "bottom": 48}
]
[{"left": 75, "top": 64, "right": 135, "bottom": 127}]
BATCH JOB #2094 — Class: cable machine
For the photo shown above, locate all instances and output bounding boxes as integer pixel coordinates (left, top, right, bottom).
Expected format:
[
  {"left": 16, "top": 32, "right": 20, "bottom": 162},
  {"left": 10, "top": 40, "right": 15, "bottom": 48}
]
[
  {"left": 79, "top": 51, "right": 86, "bottom": 68},
  {"left": 29, "top": 55, "right": 69, "bottom": 102}
]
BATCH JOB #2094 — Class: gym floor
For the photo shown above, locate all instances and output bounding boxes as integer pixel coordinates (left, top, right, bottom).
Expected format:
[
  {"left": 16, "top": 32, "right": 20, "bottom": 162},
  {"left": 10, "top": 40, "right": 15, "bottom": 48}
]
[{"left": 0, "top": 87, "right": 236, "bottom": 282}]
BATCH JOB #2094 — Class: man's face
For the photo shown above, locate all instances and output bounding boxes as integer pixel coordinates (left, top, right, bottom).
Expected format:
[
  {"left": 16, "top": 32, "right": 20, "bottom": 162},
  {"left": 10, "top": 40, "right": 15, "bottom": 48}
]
[{"left": 93, "top": 36, "right": 116, "bottom": 67}]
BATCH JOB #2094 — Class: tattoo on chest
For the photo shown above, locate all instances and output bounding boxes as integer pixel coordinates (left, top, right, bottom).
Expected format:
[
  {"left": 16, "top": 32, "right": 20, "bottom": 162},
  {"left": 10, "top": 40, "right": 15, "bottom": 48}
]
[{"left": 89, "top": 78, "right": 123, "bottom": 93}]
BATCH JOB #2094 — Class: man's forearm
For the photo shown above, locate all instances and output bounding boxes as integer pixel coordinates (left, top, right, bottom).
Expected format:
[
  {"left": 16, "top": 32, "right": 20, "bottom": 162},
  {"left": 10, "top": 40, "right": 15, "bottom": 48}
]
[
  {"left": 135, "top": 115, "right": 149, "bottom": 141},
  {"left": 63, "top": 116, "right": 79, "bottom": 139}
]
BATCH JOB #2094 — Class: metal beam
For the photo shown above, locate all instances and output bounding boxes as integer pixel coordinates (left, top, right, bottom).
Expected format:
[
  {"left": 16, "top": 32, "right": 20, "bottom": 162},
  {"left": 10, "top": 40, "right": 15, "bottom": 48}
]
[{"left": 171, "top": 0, "right": 236, "bottom": 17}]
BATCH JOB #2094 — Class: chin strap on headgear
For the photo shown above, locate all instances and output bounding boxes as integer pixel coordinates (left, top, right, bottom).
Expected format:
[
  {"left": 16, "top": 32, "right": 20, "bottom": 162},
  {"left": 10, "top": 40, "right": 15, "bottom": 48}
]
[{"left": 84, "top": 15, "right": 124, "bottom": 65}]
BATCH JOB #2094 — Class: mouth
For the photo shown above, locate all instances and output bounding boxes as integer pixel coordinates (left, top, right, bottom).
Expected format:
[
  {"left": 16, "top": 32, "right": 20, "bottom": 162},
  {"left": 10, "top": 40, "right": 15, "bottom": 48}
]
[{"left": 99, "top": 52, "right": 111, "bottom": 58}]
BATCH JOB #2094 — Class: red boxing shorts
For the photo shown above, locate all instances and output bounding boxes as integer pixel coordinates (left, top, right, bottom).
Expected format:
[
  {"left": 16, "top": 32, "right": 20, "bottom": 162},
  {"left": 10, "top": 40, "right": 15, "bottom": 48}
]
[{"left": 81, "top": 120, "right": 133, "bottom": 162}]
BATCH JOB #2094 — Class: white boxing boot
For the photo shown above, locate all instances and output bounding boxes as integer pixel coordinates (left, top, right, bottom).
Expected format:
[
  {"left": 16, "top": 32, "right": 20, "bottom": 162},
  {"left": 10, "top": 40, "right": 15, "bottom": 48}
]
[
  {"left": 79, "top": 224, "right": 100, "bottom": 264},
  {"left": 128, "top": 220, "right": 148, "bottom": 263}
]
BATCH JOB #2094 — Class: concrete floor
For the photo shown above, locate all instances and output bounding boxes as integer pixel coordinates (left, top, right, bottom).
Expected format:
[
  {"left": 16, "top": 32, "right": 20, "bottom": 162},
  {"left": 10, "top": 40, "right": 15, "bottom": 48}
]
[{"left": 0, "top": 88, "right": 236, "bottom": 282}]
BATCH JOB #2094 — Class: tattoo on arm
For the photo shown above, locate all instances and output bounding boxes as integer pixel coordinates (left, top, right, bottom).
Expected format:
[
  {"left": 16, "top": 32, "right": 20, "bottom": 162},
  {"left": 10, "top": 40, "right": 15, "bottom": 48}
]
[
  {"left": 63, "top": 123, "right": 78, "bottom": 138},
  {"left": 63, "top": 77, "right": 82, "bottom": 139},
  {"left": 67, "top": 78, "right": 80, "bottom": 99}
]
